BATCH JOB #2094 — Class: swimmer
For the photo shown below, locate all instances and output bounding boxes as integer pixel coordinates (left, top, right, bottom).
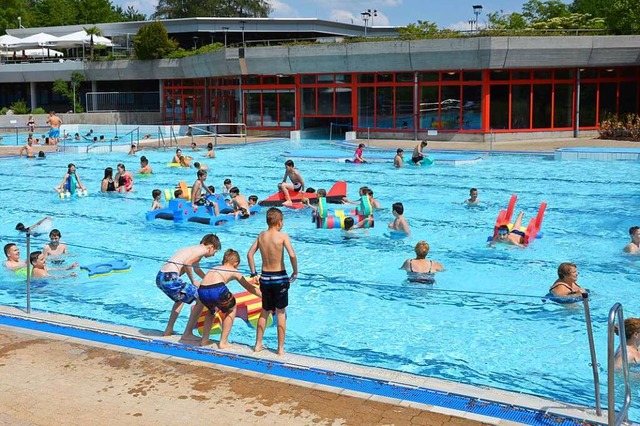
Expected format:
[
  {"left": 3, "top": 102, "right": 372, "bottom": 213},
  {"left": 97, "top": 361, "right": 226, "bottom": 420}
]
[
  {"left": 366, "top": 189, "right": 381, "bottom": 209},
  {"left": 128, "top": 143, "right": 137, "bottom": 155},
  {"left": 394, "top": 148, "right": 404, "bottom": 168},
  {"left": 55, "top": 163, "right": 87, "bottom": 195},
  {"left": 624, "top": 226, "right": 640, "bottom": 254},
  {"left": 204, "top": 142, "right": 216, "bottom": 158},
  {"left": 19, "top": 140, "right": 35, "bottom": 158},
  {"left": 193, "top": 161, "right": 208, "bottom": 171},
  {"left": 172, "top": 148, "right": 183, "bottom": 163},
  {"left": 464, "top": 188, "right": 480, "bottom": 206},
  {"left": 388, "top": 202, "right": 410, "bottom": 236},
  {"left": 304, "top": 188, "right": 327, "bottom": 212},
  {"left": 191, "top": 142, "right": 199, "bottom": 151},
  {"left": 74, "top": 133, "right": 80, "bottom": 141},
  {"left": 548, "top": 262, "right": 587, "bottom": 298},
  {"left": 151, "top": 189, "right": 163, "bottom": 211},
  {"left": 614, "top": 318, "right": 640, "bottom": 368},
  {"left": 30, "top": 250, "right": 78, "bottom": 279},
  {"left": 222, "top": 178, "right": 232, "bottom": 195},
  {"left": 199, "top": 249, "right": 262, "bottom": 349},
  {"left": 156, "top": 234, "right": 221, "bottom": 338},
  {"left": 115, "top": 163, "right": 134, "bottom": 192},
  {"left": 229, "top": 187, "right": 251, "bottom": 219},
  {"left": 352, "top": 143, "right": 367, "bottom": 164},
  {"left": 411, "top": 140, "right": 429, "bottom": 165},
  {"left": 138, "top": 156, "right": 153, "bottom": 174},
  {"left": 278, "top": 160, "right": 304, "bottom": 207},
  {"left": 3, "top": 243, "right": 26, "bottom": 271},
  {"left": 191, "top": 170, "right": 219, "bottom": 215},
  {"left": 400, "top": 241, "right": 444, "bottom": 283},
  {"left": 143, "top": 133, "right": 151, "bottom": 140},
  {"left": 37, "top": 150, "right": 45, "bottom": 159},
  {"left": 179, "top": 155, "right": 192, "bottom": 168},
  {"left": 248, "top": 195, "right": 259, "bottom": 207},
  {"left": 490, "top": 212, "right": 526, "bottom": 248},
  {"left": 43, "top": 229, "right": 68, "bottom": 258},
  {"left": 101, "top": 167, "right": 117, "bottom": 193}
]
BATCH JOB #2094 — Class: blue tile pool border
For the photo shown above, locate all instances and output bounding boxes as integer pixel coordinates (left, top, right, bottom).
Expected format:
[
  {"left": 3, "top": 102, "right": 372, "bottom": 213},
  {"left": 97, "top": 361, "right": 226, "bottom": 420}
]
[{"left": 0, "top": 312, "right": 603, "bottom": 426}]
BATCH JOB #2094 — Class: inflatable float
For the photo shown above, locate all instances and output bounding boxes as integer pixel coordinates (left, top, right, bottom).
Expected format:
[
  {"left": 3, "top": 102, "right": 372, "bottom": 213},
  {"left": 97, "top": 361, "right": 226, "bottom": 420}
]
[
  {"left": 490, "top": 194, "right": 546, "bottom": 245},
  {"left": 195, "top": 290, "right": 273, "bottom": 336},
  {"left": 146, "top": 193, "right": 260, "bottom": 226},
  {"left": 313, "top": 195, "right": 374, "bottom": 229},
  {"left": 259, "top": 181, "right": 347, "bottom": 207},
  {"left": 542, "top": 293, "right": 582, "bottom": 305}
]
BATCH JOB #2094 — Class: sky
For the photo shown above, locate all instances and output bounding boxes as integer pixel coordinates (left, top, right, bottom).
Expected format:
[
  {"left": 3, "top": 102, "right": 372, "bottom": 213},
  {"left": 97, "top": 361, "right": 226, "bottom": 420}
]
[{"left": 114, "top": 0, "right": 573, "bottom": 30}]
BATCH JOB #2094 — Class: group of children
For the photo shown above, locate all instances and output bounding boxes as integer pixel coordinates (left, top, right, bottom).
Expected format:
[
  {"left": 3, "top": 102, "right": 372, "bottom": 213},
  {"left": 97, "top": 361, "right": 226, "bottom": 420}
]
[{"left": 155, "top": 208, "right": 296, "bottom": 355}]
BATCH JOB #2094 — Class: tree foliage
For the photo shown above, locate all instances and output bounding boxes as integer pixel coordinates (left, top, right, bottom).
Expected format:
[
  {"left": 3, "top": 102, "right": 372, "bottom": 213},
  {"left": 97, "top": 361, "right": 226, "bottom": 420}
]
[
  {"left": 133, "top": 21, "right": 178, "bottom": 60},
  {"left": 52, "top": 72, "right": 85, "bottom": 113},
  {"left": 398, "top": 20, "right": 459, "bottom": 40},
  {"left": 487, "top": 0, "right": 607, "bottom": 31},
  {"left": 152, "top": 0, "right": 271, "bottom": 19}
]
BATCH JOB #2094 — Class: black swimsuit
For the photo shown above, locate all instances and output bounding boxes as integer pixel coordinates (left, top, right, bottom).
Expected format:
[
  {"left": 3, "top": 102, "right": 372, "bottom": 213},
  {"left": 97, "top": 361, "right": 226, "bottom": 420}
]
[{"left": 105, "top": 179, "right": 116, "bottom": 192}]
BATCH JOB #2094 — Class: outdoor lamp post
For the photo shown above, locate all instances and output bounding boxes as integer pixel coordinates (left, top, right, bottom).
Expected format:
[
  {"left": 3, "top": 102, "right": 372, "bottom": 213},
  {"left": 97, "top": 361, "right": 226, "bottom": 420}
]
[
  {"left": 360, "top": 11, "right": 370, "bottom": 37},
  {"left": 222, "top": 27, "right": 229, "bottom": 47},
  {"left": 192, "top": 36, "right": 199, "bottom": 50},
  {"left": 472, "top": 5, "right": 483, "bottom": 31}
]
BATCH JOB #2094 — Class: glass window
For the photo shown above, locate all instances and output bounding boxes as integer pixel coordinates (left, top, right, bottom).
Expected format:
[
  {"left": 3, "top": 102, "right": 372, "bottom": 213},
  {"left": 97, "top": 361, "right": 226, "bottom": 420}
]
[
  {"left": 463, "top": 71, "right": 482, "bottom": 81},
  {"left": 262, "top": 76, "right": 277, "bottom": 85},
  {"left": 262, "top": 92, "right": 277, "bottom": 126},
  {"left": 534, "top": 71, "right": 552, "bottom": 79},
  {"left": 301, "top": 75, "right": 316, "bottom": 84},
  {"left": 462, "top": 86, "right": 482, "bottom": 129},
  {"left": 490, "top": 85, "right": 509, "bottom": 129},
  {"left": 581, "top": 69, "right": 598, "bottom": 79},
  {"left": 377, "top": 73, "right": 393, "bottom": 82},
  {"left": 336, "top": 88, "right": 352, "bottom": 115},
  {"left": 246, "top": 92, "right": 261, "bottom": 126},
  {"left": 579, "top": 83, "right": 597, "bottom": 126},
  {"left": 490, "top": 70, "right": 509, "bottom": 81},
  {"left": 440, "top": 86, "right": 461, "bottom": 130},
  {"left": 358, "top": 74, "right": 374, "bottom": 83},
  {"left": 245, "top": 76, "right": 260, "bottom": 85},
  {"left": 555, "top": 69, "right": 574, "bottom": 80},
  {"left": 278, "top": 75, "right": 295, "bottom": 84},
  {"left": 620, "top": 68, "right": 636, "bottom": 78},
  {"left": 420, "top": 72, "right": 438, "bottom": 82},
  {"left": 358, "top": 87, "right": 374, "bottom": 127},
  {"left": 318, "top": 87, "right": 333, "bottom": 115},
  {"left": 442, "top": 72, "right": 460, "bottom": 81},
  {"left": 600, "top": 68, "right": 617, "bottom": 78},
  {"left": 599, "top": 82, "right": 617, "bottom": 121},
  {"left": 278, "top": 91, "right": 295, "bottom": 126},
  {"left": 396, "top": 73, "right": 413, "bottom": 82},
  {"left": 511, "top": 85, "right": 531, "bottom": 129},
  {"left": 335, "top": 74, "right": 351, "bottom": 83},
  {"left": 554, "top": 84, "right": 573, "bottom": 128},
  {"left": 619, "top": 82, "right": 637, "bottom": 115},
  {"left": 533, "top": 85, "right": 552, "bottom": 128},
  {"left": 419, "top": 86, "right": 439, "bottom": 129},
  {"left": 302, "top": 88, "right": 316, "bottom": 114},
  {"left": 376, "top": 87, "right": 393, "bottom": 128},
  {"left": 512, "top": 71, "right": 530, "bottom": 80},
  {"left": 317, "top": 74, "right": 334, "bottom": 83},
  {"left": 395, "top": 87, "right": 413, "bottom": 129}
]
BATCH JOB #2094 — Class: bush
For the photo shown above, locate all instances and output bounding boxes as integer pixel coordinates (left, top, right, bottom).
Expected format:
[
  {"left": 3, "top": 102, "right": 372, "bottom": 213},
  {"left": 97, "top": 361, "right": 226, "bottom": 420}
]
[
  {"left": 31, "top": 107, "right": 47, "bottom": 114},
  {"left": 165, "top": 42, "right": 224, "bottom": 59},
  {"left": 10, "top": 100, "right": 29, "bottom": 115},
  {"left": 598, "top": 113, "right": 640, "bottom": 141},
  {"left": 0, "top": 107, "right": 8, "bottom": 115},
  {"left": 134, "top": 21, "right": 178, "bottom": 60}
]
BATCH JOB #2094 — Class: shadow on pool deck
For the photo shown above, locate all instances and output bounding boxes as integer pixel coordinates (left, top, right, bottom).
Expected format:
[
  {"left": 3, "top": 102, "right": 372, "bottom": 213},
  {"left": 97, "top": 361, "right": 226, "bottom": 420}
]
[{"left": 0, "top": 326, "right": 489, "bottom": 426}]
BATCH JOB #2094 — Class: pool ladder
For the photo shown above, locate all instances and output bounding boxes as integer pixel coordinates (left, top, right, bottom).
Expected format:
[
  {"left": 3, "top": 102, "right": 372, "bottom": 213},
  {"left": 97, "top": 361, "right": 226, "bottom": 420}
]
[{"left": 584, "top": 296, "right": 631, "bottom": 425}]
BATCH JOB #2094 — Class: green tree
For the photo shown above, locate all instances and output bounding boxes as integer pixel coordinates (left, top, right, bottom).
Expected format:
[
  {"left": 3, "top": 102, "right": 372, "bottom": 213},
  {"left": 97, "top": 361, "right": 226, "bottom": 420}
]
[
  {"left": 114, "top": 5, "right": 146, "bottom": 21},
  {"left": 607, "top": 0, "right": 640, "bottom": 34},
  {"left": 0, "top": 0, "right": 33, "bottom": 34},
  {"left": 74, "top": 0, "right": 120, "bottom": 24},
  {"left": 522, "top": 0, "right": 570, "bottom": 22},
  {"left": 486, "top": 11, "right": 527, "bottom": 30},
  {"left": 570, "top": 0, "right": 609, "bottom": 18},
  {"left": 133, "top": 21, "right": 178, "bottom": 60},
  {"left": 397, "top": 20, "right": 439, "bottom": 40},
  {"left": 152, "top": 0, "right": 271, "bottom": 19},
  {"left": 32, "top": 0, "right": 78, "bottom": 27},
  {"left": 53, "top": 72, "right": 85, "bottom": 113}
]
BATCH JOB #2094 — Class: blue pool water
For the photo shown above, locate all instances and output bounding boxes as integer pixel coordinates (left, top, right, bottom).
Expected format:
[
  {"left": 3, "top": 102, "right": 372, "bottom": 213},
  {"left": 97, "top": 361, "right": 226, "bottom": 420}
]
[{"left": 0, "top": 139, "right": 639, "bottom": 417}]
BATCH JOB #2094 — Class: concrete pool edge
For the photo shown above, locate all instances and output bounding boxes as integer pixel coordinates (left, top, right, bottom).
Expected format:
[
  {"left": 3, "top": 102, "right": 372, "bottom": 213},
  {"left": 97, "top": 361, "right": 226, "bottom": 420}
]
[{"left": 0, "top": 306, "right": 609, "bottom": 426}]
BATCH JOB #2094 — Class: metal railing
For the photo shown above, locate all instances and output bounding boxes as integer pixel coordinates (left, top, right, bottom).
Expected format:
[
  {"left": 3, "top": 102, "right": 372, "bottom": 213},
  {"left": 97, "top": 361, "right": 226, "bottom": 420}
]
[
  {"left": 85, "top": 126, "right": 140, "bottom": 153},
  {"left": 607, "top": 303, "right": 632, "bottom": 426},
  {"left": 582, "top": 293, "right": 602, "bottom": 416},
  {"left": 188, "top": 123, "right": 247, "bottom": 146},
  {"left": 157, "top": 126, "right": 179, "bottom": 150}
]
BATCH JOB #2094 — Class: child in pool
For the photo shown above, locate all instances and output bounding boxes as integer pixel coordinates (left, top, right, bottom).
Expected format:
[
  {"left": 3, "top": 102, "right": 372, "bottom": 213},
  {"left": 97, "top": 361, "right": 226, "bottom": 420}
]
[
  {"left": 151, "top": 189, "right": 163, "bottom": 211},
  {"left": 30, "top": 250, "right": 78, "bottom": 279},
  {"left": 3, "top": 243, "right": 26, "bottom": 271},
  {"left": 43, "top": 229, "right": 68, "bottom": 260}
]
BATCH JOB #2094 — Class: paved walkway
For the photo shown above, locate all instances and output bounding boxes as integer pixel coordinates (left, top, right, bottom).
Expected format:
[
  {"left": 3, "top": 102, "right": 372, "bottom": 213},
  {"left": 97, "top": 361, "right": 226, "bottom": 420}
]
[{"left": 0, "top": 327, "right": 489, "bottom": 426}]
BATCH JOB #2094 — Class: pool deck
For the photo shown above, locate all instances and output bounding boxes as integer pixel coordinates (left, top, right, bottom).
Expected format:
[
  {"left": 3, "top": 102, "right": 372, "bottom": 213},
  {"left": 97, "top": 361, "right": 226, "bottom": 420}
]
[{"left": 0, "top": 134, "right": 634, "bottom": 425}]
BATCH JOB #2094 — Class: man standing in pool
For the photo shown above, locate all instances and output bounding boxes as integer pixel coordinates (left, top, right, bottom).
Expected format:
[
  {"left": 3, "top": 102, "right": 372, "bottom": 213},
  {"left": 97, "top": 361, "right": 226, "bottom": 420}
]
[
  {"left": 247, "top": 208, "right": 298, "bottom": 355},
  {"left": 278, "top": 160, "right": 305, "bottom": 206},
  {"left": 156, "top": 234, "right": 221, "bottom": 337}
]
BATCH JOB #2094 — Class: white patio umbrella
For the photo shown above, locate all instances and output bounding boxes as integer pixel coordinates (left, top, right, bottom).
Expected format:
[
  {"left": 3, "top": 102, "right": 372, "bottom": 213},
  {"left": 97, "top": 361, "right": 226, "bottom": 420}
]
[
  {"left": 0, "top": 34, "right": 21, "bottom": 48},
  {"left": 15, "top": 32, "right": 59, "bottom": 48},
  {"left": 55, "top": 30, "right": 113, "bottom": 48}
]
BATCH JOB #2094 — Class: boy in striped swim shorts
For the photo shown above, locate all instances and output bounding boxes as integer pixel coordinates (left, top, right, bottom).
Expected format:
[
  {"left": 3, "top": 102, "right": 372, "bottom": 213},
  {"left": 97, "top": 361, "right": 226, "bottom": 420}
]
[{"left": 248, "top": 208, "right": 298, "bottom": 356}]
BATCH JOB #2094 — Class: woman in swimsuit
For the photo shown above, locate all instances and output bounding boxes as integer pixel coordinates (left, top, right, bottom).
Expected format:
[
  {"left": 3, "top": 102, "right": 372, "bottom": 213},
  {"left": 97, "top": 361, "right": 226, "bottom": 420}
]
[
  {"left": 614, "top": 318, "right": 640, "bottom": 368},
  {"left": 101, "top": 167, "right": 117, "bottom": 192},
  {"left": 400, "top": 241, "right": 444, "bottom": 283},
  {"left": 548, "top": 262, "right": 586, "bottom": 297}
]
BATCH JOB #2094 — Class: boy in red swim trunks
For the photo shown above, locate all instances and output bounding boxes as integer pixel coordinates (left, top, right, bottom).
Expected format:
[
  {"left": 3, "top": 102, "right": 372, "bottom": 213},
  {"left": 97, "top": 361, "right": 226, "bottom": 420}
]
[{"left": 247, "top": 208, "right": 298, "bottom": 355}]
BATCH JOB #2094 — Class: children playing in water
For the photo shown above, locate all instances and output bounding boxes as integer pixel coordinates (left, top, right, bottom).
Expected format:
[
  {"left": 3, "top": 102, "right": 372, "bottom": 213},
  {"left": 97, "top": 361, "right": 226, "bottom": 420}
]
[
  {"left": 464, "top": 188, "right": 480, "bottom": 206},
  {"left": 115, "top": 163, "right": 134, "bottom": 193},
  {"left": 388, "top": 202, "right": 410, "bottom": 236},
  {"left": 3, "top": 243, "right": 26, "bottom": 271},
  {"left": 351, "top": 143, "right": 367, "bottom": 163},
  {"left": 490, "top": 212, "right": 526, "bottom": 248},
  {"left": 278, "top": 160, "right": 305, "bottom": 207},
  {"left": 151, "top": 189, "right": 163, "bottom": 211},
  {"left": 199, "top": 249, "right": 262, "bottom": 349},
  {"left": 30, "top": 251, "right": 78, "bottom": 279},
  {"left": 172, "top": 148, "right": 182, "bottom": 163},
  {"left": 193, "top": 161, "right": 208, "bottom": 171},
  {"left": 247, "top": 208, "right": 298, "bottom": 355},
  {"left": 138, "top": 156, "right": 153, "bottom": 174},
  {"left": 222, "top": 178, "right": 232, "bottom": 195},
  {"left": 55, "top": 163, "right": 87, "bottom": 196},
  {"left": 229, "top": 187, "right": 251, "bottom": 219},
  {"left": 156, "top": 234, "right": 221, "bottom": 337},
  {"left": 205, "top": 142, "right": 216, "bottom": 158},
  {"left": 191, "top": 170, "right": 220, "bottom": 215},
  {"left": 394, "top": 148, "right": 404, "bottom": 168},
  {"left": 411, "top": 140, "right": 429, "bottom": 165},
  {"left": 43, "top": 229, "right": 68, "bottom": 259}
]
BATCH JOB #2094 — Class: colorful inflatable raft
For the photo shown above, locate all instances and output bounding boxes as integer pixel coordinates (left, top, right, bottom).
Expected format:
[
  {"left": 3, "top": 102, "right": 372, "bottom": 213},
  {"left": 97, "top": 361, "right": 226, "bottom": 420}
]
[
  {"left": 146, "top": 193, "right": 260, "bottom": 226},
  {"left": 492, "top": 194, "right": 546, "bottom": 245},
  {"left": 195, "top": 290, "right": 273, "bottom": 335},
  {"left": 313, "top": 195, "right": 374, "bottom": 229},
  {"left": 259, "top": 181, "right": 347, "bottom": 207}
]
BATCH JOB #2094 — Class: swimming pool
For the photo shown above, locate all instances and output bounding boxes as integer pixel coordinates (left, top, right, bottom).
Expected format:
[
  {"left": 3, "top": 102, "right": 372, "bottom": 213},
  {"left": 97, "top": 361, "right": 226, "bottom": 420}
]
[{"left": 0, "top": 139, "right": 638, "bottom": 419}]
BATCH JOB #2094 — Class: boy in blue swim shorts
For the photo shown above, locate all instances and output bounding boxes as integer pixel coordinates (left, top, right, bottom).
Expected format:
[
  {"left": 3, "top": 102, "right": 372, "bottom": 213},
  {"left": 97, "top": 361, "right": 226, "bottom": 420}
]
[
  {"left": 198, "top": 249, "right": 261, "bottom": 348},
  {"left": 156, "top": 233, "right": 221, "bottom": 338},
  {"left": 248, "top": 208, "right": 298, "bottom": 355}
]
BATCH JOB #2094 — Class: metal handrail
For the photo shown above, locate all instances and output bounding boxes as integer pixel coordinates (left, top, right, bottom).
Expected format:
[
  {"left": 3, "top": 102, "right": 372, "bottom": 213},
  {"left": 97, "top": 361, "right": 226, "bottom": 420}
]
[
  {"left": 157, "top": 126, "right": 166, "bottom": 150},
  {"left": 86, "top": 126, "right": 140, "bottom": 153},
  {"left": 188, "top": 122, "right": 247, "bottom": 147},
  {"left": 607, "top": 303, "right": 632, "bottom": 426},
  {"left": 169, "top": 126, "right": 179, "bottom": 146},
  {"left": 582, "top": 292, "right": 602, "bottom": 416}
]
